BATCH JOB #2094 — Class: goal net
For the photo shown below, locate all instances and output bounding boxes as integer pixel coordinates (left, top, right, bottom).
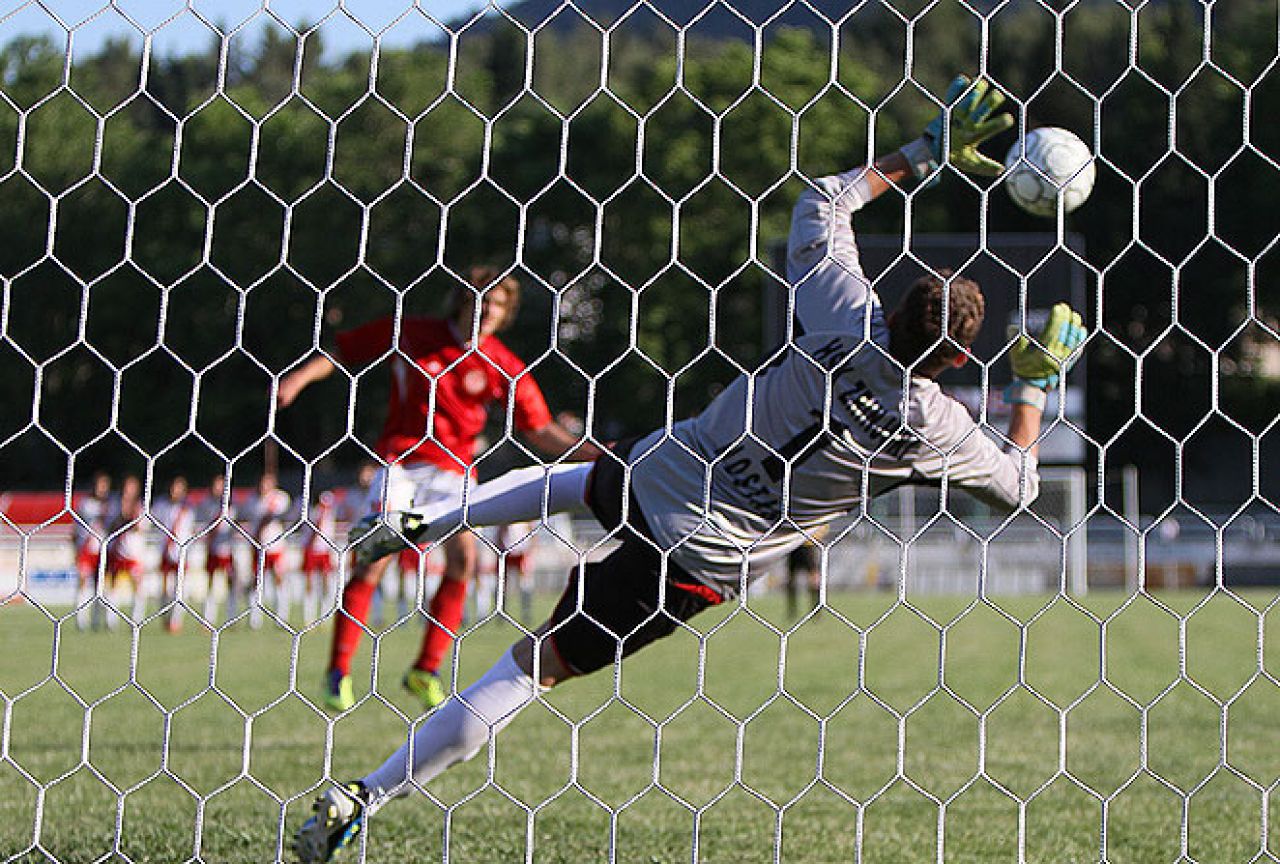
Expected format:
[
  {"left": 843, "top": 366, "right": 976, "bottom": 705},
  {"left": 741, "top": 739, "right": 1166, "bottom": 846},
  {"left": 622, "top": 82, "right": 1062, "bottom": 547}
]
[{"left": 2, "top": 1, "right": 1277, "bottom": 862}]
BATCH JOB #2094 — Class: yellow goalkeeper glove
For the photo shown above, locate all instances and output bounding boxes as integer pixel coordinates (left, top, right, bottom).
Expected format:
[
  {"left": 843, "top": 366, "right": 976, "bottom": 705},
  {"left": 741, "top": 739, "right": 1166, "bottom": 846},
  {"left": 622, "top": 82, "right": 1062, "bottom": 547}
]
[
  {"left": 1006, "top": 303, "right": 1087, "bottom": 407},
  {"left": 901, "top": 75, "right": 1014, "bottom": 181}
]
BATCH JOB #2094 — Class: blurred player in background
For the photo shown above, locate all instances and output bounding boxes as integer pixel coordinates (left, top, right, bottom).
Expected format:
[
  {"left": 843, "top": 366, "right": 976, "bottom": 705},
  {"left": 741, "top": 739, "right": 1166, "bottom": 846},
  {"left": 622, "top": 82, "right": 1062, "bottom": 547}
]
[
  {"left": 247, "top": 472, "right": 292, "bottom": 628},
  {"left": 200, "top": 474, "right": 240, "bottom": 625},
  {"left": 295, "top": 78, "right": 1089, "bottom": 862},
  {"left": 784, "top": 541, "right": 821, "bottom": 619},
  {"left": 73, "top": 470, "right": 113, "bottom": 631},
  {"left": 155, "top": 475, "right": 195, "bottom": 633},
  {"left": 104, "top": 474, "right": 145, "bottom": 627},
  {"left": 278, "top": 266, "right": 600, "bottom": 713},
  {"left": 300, "top": 490, "right": 339, "bottom": 626},
  {"left": 496, "top": 521, "right": 536, "bottom": 625}
]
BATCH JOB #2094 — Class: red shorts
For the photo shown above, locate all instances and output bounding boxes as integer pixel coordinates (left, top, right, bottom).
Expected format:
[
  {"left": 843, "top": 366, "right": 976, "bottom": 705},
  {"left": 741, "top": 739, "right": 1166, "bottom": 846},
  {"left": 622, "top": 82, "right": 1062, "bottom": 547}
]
[
  {"left": 161, "top": 559, "right": 180, "bottom": 576},
  {"left": 302, "top": 549, "right": 333, "bottom": 574},
  {"left": 206, "top": 552, "right": 234, "bottom": 573},
  {"left": 107, "top": 554, "right": 140, "bottom": 577},
  {"left": 504, "top": 551, "right": 531, "bottom": 571},
  {"left": 76, "top": 547, "right": 101, "bottom": 573},
  {"left": 255, "top": 549, "right": 284, "bottom": 573}
]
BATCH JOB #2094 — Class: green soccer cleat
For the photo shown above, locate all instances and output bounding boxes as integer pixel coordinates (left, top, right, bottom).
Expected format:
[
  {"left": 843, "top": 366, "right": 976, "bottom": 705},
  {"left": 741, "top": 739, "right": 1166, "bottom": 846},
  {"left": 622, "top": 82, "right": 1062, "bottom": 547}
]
[
  {"left": 402, "top": 668, "right": 447, "bottom": 711},
  {"left": 294, "top": 781, "right": 367, "bottom": 864},
  {"left": 323, "top": 669, "right": 355, "bottom": 713},
  {"left": 350, "top": 512, "right": 429, "bottom": 569}
]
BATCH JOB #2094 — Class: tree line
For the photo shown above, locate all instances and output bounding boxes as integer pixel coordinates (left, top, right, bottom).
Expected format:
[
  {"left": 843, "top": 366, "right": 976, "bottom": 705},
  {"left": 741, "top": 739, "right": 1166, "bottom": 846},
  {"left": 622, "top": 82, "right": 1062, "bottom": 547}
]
[{"left": 0, "top": 0, "right": 1275, "bottom": 514}]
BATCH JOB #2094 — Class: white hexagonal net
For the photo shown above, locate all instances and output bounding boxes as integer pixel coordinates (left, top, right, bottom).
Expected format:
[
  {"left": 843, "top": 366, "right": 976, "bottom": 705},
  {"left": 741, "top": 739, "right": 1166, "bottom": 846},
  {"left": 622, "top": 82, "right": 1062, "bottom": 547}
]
[{"left": 1, "top": 1, "right": 1278, "bottom": 862}]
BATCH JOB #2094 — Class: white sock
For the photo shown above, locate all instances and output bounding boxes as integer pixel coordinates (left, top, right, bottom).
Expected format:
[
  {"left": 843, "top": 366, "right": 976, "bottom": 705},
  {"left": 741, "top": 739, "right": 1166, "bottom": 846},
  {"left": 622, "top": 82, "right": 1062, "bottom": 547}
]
[
  {"left": 249, "top": 585, "right": 263, "bottom": 629},
  {"left": 225, "top": 580, "right": 239, "bottom": 620},
  {"left": 167, "top": 583, "right": 186, "bottom": 628},
  {"left": 303, "top": 583, "right": 319, "bottom": 625},
  {"left": 274, "top": 578, "right": 290, "bottom": 621},
  {"left": 130, "top": 577, "right": 146, "bottom": 623},
  {"left": 105, "top": 581, "right": 121, "bottom": 629},
  {"left": 75, "top": 580, "right": 92, "bottom": 630},
  {"left": 411, "top": 463, "right": 592, "bottom": 544},
  {"left": 361, "top": 649, "right": 539, "bottom": 807}
]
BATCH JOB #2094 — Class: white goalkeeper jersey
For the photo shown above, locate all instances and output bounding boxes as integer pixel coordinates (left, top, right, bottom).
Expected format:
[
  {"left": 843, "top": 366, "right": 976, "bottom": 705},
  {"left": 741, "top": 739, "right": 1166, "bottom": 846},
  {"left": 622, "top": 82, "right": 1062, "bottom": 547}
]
[{"left": 628, "top": 168, "right": 1039, "bottom": 594}]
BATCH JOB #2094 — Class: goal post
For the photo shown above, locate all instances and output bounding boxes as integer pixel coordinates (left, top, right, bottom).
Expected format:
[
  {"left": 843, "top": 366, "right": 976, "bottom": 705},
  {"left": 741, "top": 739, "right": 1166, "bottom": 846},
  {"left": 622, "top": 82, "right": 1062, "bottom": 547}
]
[{"left": 2, "top": 2, "right": 1278, "bottom": 862}]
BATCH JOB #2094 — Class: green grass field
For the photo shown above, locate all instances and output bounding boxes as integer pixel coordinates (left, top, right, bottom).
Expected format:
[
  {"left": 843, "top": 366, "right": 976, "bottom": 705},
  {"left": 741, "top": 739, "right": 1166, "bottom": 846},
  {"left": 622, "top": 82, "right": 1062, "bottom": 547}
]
[{"left": 3, "top": 589, "right": 1279, "bottom": 863}]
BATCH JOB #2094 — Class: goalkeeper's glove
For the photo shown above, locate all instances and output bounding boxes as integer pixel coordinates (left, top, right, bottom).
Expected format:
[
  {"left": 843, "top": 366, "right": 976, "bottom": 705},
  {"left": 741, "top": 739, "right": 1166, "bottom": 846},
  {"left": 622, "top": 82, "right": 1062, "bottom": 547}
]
[
  {"left": 899, "top": 75, "right": 1014, "bottom": 182},
  {"left": 1005, "top": 302, "right": 1087, "bottom": 409}
]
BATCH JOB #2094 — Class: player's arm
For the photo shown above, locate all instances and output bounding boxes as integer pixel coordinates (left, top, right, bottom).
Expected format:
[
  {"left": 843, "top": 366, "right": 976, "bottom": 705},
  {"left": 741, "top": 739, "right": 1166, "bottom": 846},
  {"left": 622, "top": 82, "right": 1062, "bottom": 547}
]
[
  {"left": 1004, "top": 403, "right": 1043, "bottom": 459},
  {"left": 922, "top": 305, "right": 1086, "bottom": 510},
  {"left": 1003, "top": 301, "right": 1089, "bottom": 458},
  {"left": 899, "top": 75, "right": 1013, "bottom": 183},
  {"left": 508, "top": 365, "right": 605, "bottom": 462},
  {"left": 277, "top": 355, "right": 336, "bottom": 408},
  {"left": 791, "top": 74, "right": 1011, "bottom": 246},
  {"left": 278, "top": 318, "right": 394, "bottom": 408}
]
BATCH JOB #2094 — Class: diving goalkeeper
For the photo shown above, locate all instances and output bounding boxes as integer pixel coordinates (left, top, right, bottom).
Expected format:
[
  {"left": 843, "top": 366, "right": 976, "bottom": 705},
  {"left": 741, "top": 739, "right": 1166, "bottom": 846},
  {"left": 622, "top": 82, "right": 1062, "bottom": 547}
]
[{"left": 295, "top": 76, "right": 1087, "bottom": 863}]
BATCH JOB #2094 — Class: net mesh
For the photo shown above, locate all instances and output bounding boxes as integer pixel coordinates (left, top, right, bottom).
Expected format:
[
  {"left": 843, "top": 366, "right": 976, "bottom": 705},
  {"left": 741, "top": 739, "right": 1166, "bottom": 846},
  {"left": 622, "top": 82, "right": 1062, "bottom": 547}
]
[{"left": 1, "top": 1, "right": 1278, "bottom": 862}]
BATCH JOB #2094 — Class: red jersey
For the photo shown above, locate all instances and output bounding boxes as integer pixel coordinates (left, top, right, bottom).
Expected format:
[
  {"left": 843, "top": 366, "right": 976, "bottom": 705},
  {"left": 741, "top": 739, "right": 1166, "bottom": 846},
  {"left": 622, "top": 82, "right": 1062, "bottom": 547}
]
[{"left": 335, "top": 316, "right": 552, "bottom": 473}]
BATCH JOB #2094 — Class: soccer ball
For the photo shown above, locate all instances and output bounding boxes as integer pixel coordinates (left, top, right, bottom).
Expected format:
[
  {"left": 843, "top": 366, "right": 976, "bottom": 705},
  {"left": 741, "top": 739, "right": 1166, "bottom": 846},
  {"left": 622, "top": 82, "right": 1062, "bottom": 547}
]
[{"left": 1003, "top": 127, "right": 1096, "bottom": 217}]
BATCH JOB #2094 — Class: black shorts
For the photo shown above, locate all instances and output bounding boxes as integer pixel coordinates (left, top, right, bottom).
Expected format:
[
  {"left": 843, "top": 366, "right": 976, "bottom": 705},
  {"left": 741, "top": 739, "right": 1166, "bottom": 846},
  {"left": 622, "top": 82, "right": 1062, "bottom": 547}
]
[{"left": 546, "top": 437, "right": 723, "bottom": 676}]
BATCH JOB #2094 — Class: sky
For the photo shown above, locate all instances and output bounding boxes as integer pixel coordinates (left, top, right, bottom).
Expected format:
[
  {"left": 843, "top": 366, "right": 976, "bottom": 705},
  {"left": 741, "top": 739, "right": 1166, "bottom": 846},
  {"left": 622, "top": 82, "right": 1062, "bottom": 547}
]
[{"left": 0, "top": 1, "right": 494, "bottom": 58}]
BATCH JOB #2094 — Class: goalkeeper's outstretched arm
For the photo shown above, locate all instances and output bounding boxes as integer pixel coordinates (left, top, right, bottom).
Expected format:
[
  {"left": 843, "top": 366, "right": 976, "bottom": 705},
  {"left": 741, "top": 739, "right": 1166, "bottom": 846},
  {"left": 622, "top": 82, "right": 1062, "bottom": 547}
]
[
  {"left": 788, "top": 76, "right": 1012, "bottom": 336},
  {"left": 1005, "top": 302, "right": 1089, "bottom": 458}
]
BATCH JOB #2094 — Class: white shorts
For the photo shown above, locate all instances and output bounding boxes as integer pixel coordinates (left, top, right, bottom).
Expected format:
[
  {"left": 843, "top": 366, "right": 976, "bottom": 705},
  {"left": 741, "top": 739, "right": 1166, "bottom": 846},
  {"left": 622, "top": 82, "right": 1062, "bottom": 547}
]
[{"left": 364, "top": 463, "right": 465, "bottom": 516}]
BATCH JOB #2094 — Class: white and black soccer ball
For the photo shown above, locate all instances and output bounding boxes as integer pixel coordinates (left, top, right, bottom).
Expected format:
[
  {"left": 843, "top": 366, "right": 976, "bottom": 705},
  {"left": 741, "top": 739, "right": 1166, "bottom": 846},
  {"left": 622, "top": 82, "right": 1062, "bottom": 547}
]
[{"left": 1003, "top": 127, "right": 1096, "bottom": 218}]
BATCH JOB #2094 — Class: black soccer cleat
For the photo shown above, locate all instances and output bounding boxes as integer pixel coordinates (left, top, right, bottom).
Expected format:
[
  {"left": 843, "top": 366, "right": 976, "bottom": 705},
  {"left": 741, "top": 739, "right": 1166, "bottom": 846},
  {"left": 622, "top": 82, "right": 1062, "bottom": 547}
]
[{"left": 294, "top": 781, "right": 368, "bottom": 863}]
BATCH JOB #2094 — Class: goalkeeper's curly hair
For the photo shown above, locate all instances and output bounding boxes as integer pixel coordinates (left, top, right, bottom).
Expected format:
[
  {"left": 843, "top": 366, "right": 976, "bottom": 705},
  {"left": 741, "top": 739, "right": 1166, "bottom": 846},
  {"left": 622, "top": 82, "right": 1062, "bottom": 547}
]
[
  {"left": 448, "top": 265, "right": 521, "bottom": 332},
  {"left": 887, "top": 269, "right": 984, "bottom": 378}
]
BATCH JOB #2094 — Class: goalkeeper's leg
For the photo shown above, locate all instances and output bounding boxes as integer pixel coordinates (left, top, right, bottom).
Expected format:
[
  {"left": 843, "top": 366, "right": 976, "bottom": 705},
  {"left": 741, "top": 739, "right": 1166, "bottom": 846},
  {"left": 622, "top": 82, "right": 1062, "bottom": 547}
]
[
  {"left": 355, "top": 463, "right": 593, "bottom": 569},
  {"left": 356, "top": 539, "right": 720, "bottom": 806}
]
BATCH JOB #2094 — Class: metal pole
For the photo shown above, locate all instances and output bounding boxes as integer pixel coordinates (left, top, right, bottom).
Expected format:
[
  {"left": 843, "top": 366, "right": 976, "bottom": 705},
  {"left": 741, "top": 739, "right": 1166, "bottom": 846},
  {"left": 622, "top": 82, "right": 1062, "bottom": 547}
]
[
  {"left": 1122, "top": 464, "right": 1140, "bottom": 594},
  {"left": 1068, "top": 466, "right": 1088, "bottom": 596}
]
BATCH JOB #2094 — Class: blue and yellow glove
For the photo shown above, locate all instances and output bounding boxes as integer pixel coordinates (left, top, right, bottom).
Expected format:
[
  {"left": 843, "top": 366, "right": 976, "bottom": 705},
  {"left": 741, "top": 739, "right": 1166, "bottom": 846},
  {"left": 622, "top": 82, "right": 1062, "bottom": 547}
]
[
  {"left": 1005, "top": 303, "right": 1087, "bottom": 409},
  {"left": 900, "top": 75, "right": 1014, "bottom": 182}
]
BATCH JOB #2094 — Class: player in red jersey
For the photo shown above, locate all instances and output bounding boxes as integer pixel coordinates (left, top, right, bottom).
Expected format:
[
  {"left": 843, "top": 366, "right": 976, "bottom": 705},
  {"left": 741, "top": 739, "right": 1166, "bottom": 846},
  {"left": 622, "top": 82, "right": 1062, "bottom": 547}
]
[
  {"left": 200, "top": 473, "right": 240, "bottom": 626},
  {"left": 73, "top": 471, "right": 113, "bottom": 631},
  {"left": 72, "top": 473, "right": 112, "bottom": 629},
  {"left": 300, "top": 490, "right": 340, "bottom": 625},
  {"left": 105, "top": 474, "right": 145, "bottom": 627},
  {"left": 247, "top": 472, "right": 292, "bottom": 628},
  {"left": 278, "top": 266, "right": 601, "bottom": 712},
  {"left": 155, "top": 476, "right": 196, "bottom": 633}
]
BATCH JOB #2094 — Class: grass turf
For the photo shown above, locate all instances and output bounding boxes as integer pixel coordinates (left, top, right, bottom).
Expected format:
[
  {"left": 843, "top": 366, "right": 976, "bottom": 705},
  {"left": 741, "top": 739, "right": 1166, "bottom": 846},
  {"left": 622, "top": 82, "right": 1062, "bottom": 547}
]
[{"left": 2, "top": 589, "right": 1279, "bottom": 863}]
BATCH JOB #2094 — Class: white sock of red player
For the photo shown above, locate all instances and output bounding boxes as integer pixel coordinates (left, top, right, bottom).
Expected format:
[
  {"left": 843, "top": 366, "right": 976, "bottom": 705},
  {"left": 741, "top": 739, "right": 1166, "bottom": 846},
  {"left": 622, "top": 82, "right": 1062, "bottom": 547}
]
[
  {"left": 203, "top": 583, "right": 217, "bottom": 625},
  {"left": 361, "top": 648, "right": 540, "bottom": 807},
  {"left": 105, "top": 578, "right": 124, "bottom": 630},
  {"left": 303, "top": 577, "right": 319, "bottom": 625},
  {"left": 225, "top": 578, "right": 239, "bottom": 622},
  {"left": 273, "top": 576, "right": 290, "bottom": 622},
  {"left": 249, "top": 582, "right": 264, "bottom": 629},
  {"left": 130, "top": 574, "right": 146, "bottom": 624},
  {"left": 167, "top": 582, "right": 185, "bottom": 631},
  {"left": 75, "top": 578, "right": 93, "bottom": 630},
  {"left": 409, "top": 463, "right": 592, "bottom": 544}
]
